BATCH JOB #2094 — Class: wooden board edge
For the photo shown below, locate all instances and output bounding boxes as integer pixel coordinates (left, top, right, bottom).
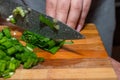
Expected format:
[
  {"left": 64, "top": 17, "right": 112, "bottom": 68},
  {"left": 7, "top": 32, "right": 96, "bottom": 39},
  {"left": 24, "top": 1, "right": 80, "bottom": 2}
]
[{"left": 7, "top": 68, "right": 117, "bottom": 80}]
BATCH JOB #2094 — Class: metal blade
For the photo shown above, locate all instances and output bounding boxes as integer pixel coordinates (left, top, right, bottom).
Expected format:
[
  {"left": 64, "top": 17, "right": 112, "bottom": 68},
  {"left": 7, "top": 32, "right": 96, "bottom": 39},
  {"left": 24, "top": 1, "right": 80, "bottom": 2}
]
[{"left": 0, "top": 0, "right": 85, "bottom": 40}]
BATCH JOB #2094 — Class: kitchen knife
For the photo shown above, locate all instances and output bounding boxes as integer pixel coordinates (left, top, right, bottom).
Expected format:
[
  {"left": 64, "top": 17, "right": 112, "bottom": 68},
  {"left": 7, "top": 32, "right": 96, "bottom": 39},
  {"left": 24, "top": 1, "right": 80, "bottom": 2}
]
[{"left": 0, "top": 0, "right": 85, "bottom": 40}]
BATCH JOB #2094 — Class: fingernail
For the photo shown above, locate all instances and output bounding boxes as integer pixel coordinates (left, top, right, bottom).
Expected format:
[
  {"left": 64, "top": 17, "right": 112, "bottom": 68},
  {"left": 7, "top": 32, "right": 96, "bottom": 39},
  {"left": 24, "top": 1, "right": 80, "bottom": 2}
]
[{"left": 76, "top": 25, "right": 82, "bottom": 32}]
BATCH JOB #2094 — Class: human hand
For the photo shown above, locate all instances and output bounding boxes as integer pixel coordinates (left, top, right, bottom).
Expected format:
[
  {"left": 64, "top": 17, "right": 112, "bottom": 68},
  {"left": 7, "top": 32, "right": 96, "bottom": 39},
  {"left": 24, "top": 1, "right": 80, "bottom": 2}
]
[{"left": 46, "top": 0, "right": 92, "bottom": 32}]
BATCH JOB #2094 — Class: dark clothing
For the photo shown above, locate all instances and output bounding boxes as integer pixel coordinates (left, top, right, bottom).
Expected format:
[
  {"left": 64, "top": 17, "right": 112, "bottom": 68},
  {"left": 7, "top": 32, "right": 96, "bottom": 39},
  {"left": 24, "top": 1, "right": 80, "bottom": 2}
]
[
  {"left": 87, "top": 0, "right": 115, "bottom": 56},
  {"left": 15, "top": 0, "right": 116, "bottom": 56},
  {"left": 87, "top": 0, "right": 116, "bottom": 56}
]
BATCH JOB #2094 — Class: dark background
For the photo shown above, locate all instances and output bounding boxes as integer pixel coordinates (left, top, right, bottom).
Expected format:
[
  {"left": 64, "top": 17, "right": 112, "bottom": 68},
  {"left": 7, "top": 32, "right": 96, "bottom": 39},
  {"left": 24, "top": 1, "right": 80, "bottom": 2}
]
[{"left": 112, "top": 0, "right": 120, "bottom": 61}]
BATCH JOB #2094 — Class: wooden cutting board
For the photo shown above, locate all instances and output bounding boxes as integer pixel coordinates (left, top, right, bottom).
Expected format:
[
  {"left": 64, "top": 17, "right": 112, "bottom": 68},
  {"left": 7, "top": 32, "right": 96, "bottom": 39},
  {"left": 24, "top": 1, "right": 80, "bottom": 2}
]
[{"left": 0, "top": 24, "right": 117, "bottom": 80}]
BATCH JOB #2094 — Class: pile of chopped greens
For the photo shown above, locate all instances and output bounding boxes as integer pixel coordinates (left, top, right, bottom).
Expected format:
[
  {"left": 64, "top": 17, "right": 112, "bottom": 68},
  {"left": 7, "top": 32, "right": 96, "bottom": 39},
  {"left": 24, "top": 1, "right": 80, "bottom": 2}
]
[
  {"left": 0, "top": 28, "right": 44, "bottom": 78},
  {"left": 0, "top": 27, "right": 65, "bottom": 78},
  {"left": 21, "top": 30, "right": 65, "bottom": 54}
]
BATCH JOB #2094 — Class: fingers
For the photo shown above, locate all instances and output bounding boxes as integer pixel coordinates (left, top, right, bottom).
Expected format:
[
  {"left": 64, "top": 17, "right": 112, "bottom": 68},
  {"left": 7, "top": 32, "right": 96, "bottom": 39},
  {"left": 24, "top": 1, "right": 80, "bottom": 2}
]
[
  {"left": 56, "top": 0, "right": 71, "bottom": 23},
  {"left": 67, "top": 0, "right": 83, "bottom": 29},
  {"left": 77, "top": 0, "right": 92, "bottom": 31},
  {"left": 46, "top": 0, "right": 57, "bottom": 18},
  {"left": 46, "top": 0, "right": 92, "bottom": 32},
  {"left": 76, "top": 25, "right": 82, "bottom": 32}
]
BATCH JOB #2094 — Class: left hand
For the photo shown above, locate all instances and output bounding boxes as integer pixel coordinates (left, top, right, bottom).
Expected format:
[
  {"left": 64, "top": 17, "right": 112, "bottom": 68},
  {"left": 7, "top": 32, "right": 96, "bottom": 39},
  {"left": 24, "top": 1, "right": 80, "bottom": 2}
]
[{"left": 46, "top": 0, "right": 92, "bottom": 31}]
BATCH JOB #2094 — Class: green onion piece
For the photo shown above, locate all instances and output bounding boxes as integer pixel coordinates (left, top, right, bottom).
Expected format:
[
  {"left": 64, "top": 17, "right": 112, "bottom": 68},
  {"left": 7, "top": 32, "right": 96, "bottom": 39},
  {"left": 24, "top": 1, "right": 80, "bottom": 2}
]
[
  {"left": 10, "top": 38, "right": 20, "bottom": 45},
  {"left": 0, "top": 32, "right": 3, "bottom": 40},
  {"left": 32, "top": 59, "right": 38, "bottom": 66},
  {"left": 48, "top": 40, "right": 65, "bottom": 54},
  {"left": 39, "top": 15, "right": 54, "bottom": 30},
  {"left": 2, "top": 28, "right": 11, "bottom": 38},
  {"left": 64, "top": 40, "right": 74, "bottom": 44},
  {"left": 23, "top": 47, "right": 33, "bottom": 53},
  {"left": 49, "top": 46, "right": 60, "bottom": 54},
  {"left": 15, "top": 53, "right": 22, "bottom": 60},
  {"left": 10, "top": 18, "right": 16, "bottom": 24},
  {"left": 0, "top": 60, "right": 6, "bottom": 72},
  {"left": 54, "top": 25, "right": 60, "bottom": 30},
  {"left": 43, "top": 40, "right": 56, "bottom": 49},
  {"left": 15, "top": 45, "right": 24, "bottom": 52},
  {"left": 23, "top": 57, "right": 34, "bottom": 69},
  {"left": 0, "top": 50, "right": 6, "bottom": 58},
  {"left": 10, "top": 58, "right": 21, "bottom": 68},
  {"left": 2, "top": 70, "right": 14, "bottom": 78},
  {"left": 21, "top": 52, "right": 30, "bottom": 63},
  {"left": 26, "top": 43, "right": 36, "bottom": 52},
  {"left": 7, "top": 47, "right": 17, "bottom": 55},
  {"left": 13, "top": 7, "right": 26, "bottom": 18},
  {"left": 39, "top": 15, "right": 60, "bottom": 30},
  {"left": 4, "top": 56, "right": 11, "bottom": 61},
  {"left": 59, "top": 40, "right": 65, "bottom": 46},
  {"left": 2, "top": 41, "right": 13, "bottom": 49},
  {"left": 0, "top": 45, "right": 6, "bottom": 50},
  {"left": 8, "top": 58, "right": 20, "bottom": 72},
  {"left": 0, "top": 37, "right": 8, "bottom": 44},
  {"left": 8, "top": 62, "right": 16, "bottom": 72}
]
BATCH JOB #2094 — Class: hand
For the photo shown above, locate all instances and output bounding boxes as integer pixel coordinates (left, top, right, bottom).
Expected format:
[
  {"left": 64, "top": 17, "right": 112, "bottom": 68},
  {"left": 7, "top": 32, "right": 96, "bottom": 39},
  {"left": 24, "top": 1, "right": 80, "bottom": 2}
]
[{"left": 46, "top": 0, "right": 92, "bottom": 32}]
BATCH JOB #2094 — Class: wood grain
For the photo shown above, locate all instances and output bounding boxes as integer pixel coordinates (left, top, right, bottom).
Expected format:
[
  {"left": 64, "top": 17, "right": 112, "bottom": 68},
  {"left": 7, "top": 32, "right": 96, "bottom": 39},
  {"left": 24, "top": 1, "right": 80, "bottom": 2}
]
[
  {"left": 0, "top": 24, "right": 117, "bottom": 80},
  {"left": 9, "top": 68, "right": 116, "bottom": 80}
]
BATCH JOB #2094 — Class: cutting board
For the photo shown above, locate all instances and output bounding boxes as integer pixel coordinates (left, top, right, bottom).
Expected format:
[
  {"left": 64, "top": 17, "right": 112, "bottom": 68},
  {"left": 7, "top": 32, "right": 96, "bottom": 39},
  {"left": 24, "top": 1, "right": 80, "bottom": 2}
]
[{"left": 0, "top": 24, "right": 117, "bottom": 80}]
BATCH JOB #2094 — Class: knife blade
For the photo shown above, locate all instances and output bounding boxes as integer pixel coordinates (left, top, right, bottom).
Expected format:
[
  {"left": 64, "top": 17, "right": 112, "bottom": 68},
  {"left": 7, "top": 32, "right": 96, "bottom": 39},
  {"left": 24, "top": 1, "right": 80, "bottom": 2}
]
[{"left": 0, "top": 0, "right": 85, "bottom": 40}]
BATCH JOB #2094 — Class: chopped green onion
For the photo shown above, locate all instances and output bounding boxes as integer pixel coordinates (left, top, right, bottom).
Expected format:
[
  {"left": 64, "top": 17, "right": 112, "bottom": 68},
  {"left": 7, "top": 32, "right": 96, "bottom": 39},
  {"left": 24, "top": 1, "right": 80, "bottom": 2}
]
[
  {"left": 64, "top": 40, "right": 74, "bottom": 44},
  {"left": 7, "top": 47, "right": 17, "bottom": 56},
  {"left": 39, "top": 15, "right": 59, "bottom": 30},
  {"left": 49, "top": 46, "right": 60, "bottom": 54},
  {"left": 21, "top": 30, "right": 65, "bottom": 54},
  {"left": 0, "top": 32, "right": 3, "bottom": 40},
  {"left": 10, "top": 18, "right": 16, "bottom": 24},
  {"left": 1, "top": 41, "right": 13, "bottom": 49},
  {"left": 13, "top": 7, "right": 27, "bottom": 18},
  {"left": 26, "top": 43, "right": 36, "bottom": 52},
  {"left": 0, "top": 60, "right": 6, "bottom": 72},
  {"left": 0, "top": 37, "right": 8, "bottom": 44},
  {"left": 2, "top": 27, "right": 11, "bottom": 38},
  {"left": 54, "top": 25, "right": 60, "bottom": 30},
  {"left": 0, "top": 50, "right": 6, "bottom": 57},
  {"left": 23, "top": 57, "right": 34, "bottom": 69},
  {"left": 8, "top": 62, "right": 16, "bottom": 72},
  {"left": 14, "top": 45, "right": 24, "bottom": 52},
  {"left": 2, "top": 70, "right": 14, "bottom": 78}
]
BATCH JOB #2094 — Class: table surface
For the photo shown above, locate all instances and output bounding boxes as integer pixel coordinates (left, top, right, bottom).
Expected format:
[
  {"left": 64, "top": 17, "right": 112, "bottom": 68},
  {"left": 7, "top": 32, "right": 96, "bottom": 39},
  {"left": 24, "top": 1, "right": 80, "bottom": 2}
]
[{"left": 0, "top": 24, "right": 118, "bottom": 80}]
